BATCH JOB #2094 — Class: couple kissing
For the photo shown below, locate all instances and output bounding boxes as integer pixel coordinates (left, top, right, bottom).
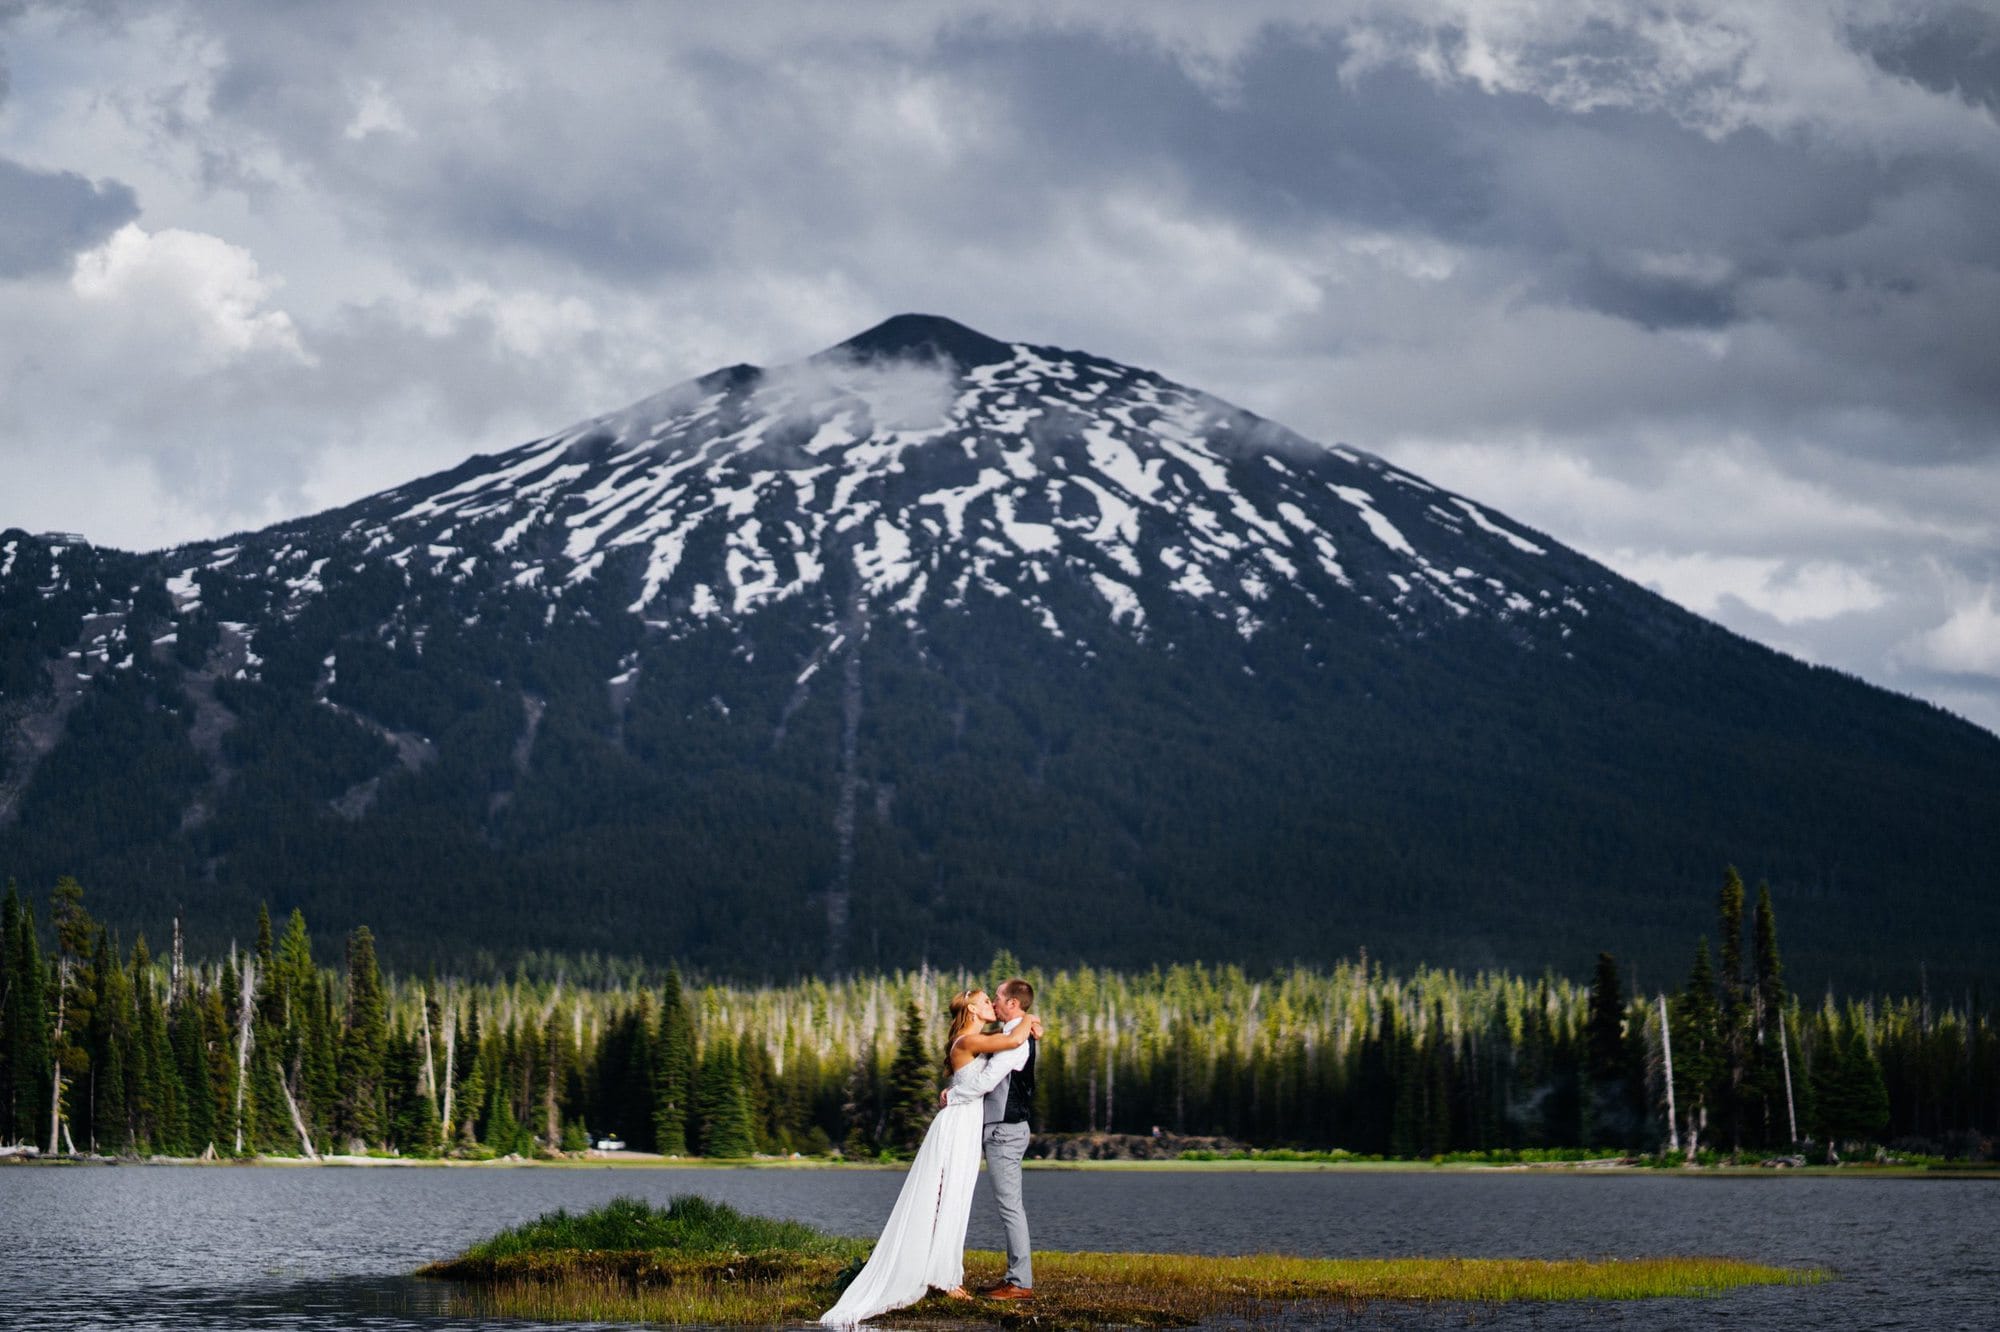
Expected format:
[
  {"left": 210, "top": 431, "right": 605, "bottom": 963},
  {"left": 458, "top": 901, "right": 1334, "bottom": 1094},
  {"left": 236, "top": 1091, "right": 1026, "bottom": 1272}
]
[{"left": 820, "top": 978, "right": 1044, "bottom": 1325}]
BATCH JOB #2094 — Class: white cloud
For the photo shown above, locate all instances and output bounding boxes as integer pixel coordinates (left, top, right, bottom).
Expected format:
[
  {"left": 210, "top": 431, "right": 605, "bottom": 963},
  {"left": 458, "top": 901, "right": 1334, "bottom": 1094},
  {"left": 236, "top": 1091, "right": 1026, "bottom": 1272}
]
[
  {"left": 343, "top": 79, "right": 413, "bottom": 142},
  {"left": 70, "top": 223, "right": 311, "bottom": 367},
  {"left": 752, "top": 353, "right": 960, "bottom": 434},
  {"left": 1904, "top": 588, "right": 2000, "bottom": 678},
  {"left": 1608, "top": 550, "right": 1887, "bottom": 625}
]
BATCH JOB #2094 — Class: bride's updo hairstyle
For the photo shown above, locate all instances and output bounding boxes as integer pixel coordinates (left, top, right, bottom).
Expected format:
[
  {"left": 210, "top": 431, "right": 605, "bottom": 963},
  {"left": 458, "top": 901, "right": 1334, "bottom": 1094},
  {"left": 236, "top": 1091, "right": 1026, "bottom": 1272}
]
[{"left": 943, "top": 989, "right": 985, "bottom": 1079}]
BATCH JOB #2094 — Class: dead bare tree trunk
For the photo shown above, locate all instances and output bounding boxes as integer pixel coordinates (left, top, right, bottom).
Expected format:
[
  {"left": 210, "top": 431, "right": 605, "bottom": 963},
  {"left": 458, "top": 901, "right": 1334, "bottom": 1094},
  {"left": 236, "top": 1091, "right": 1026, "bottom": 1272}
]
[
  {"left": 233, "top": 958, "right": 256, "bottom": 1155},
  {"left": 279, "top": 1070, "right": 320, "bottom": 1160},
  {"left": 544, "top": 1025, "right": 560, "bottom": 1149},
  {"left": 47, "top": 955, "right": 69, "bottom": 1155},
  {"left": 418, "top": 990, "right": 439, "bottom": 1118},
  {"left": 439, "top": 1002, "right": 457, "bottom": 1152},
  {"left": 1658, "top": 994, "right": 1679, "bottom": 1156},
  {"left": 170, "top": 915, "right": 185, "bottom": 1003},
  {"left": 1778, "top": 1008, "right": 1799, "bottom": 1145},
  {"left": 1104, "top": 1041, "right": 1115, "bottom": 1134}
]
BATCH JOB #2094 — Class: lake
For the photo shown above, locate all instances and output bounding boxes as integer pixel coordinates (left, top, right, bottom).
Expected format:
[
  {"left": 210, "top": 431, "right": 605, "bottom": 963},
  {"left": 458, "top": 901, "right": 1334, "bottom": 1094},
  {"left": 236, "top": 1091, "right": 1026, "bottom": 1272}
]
[{"left": 1, "top": 1163, "right": 1993, "bottom": 1330}]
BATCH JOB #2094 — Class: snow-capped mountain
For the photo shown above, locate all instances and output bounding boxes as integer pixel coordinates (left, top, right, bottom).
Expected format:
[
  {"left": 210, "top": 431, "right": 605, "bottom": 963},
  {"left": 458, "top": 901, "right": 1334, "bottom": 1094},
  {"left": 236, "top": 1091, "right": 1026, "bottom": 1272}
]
[
  {"left": 285, "top": 312, "right": 1579, "bottom": 654},
  {"left": 3, "top": 315, "right": 1996, "bottom": 988}
]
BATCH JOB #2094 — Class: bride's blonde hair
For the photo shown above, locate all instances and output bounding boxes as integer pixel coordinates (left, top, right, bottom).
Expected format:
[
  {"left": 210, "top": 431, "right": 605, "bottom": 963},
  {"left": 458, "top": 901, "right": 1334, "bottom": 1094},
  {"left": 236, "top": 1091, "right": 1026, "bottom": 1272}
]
[{"left": 943, "top": 989, "right": 985, "bottom": 1080}]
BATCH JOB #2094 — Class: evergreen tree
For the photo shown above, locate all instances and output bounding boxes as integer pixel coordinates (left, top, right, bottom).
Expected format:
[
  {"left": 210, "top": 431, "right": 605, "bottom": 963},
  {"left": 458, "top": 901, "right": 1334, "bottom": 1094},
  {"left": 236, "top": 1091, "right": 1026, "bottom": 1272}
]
[
  {"left": 131, "top": 939, "right": 184, "bottom": 1155},
  {"left": 1715, "top": 868, "right": 1750, "bottom": 1150},
  {"left": 1350, "top": 1006, "right": 1393, "bottom": 1155},
  {"left": 170, "top": 983, "right": 214, "bottom": 1153},
  {"left": 1751, "top": 884, "right": 1787, "bottom": 1145},
  {"left": 386, "top": 1018, "right": 441, "bottom": 1155},
  {"left": 694, "top": 1040, "right": 755, "bottom": 1157},
  {"left": 1388, "top": 1019, "right": 1420, "bottom": 1157},
  {"left": 1671, "top": 939, "right": 1722, "bottom": 1155},
  {"left": 653, "top": 970, "right": 696, "bottom": 1154},
  {"left": 200, "top": 981, "right": 233, "bottom": 1152},
  {"left": 1585, "top": 953, "right": 1634, "bottom": 1146},
  {"left": 337, "top": 927, "right": 389, "bottom": 1147},
  {"left": 1816, "top": 1009, "right": 1891, "bottom": 1152},
  {"left": 737, "top": 1030, "right": 780, "bottom": 1153},
  {"left": 537, "top": 1008, "right": 571, "bottom": 1151},
  {"left": 254, "top": 904, "right": 275, "bottom": 1002},
  {"left": 305, "top": 976, "right": 340, "bottom": 1150},
  {"left": 47, "top": 876, "right": 97, "bottom": 1153},
  {"left": 0, "top": 885, "right": 12, "bottom": 1143},
  {"left": 884, "top": 1000, "right": 935, "bottom": 1155},
  {"left": 1752, "top": 886, "right": 1784, "bottom": 1022},
  {"left": 839, "top": 1053, "right": 876, "bottom": 1158},
  {"left": 1587, "top": 954, "right": 1627, "bottom": 1084},
  {"left": 455, "top": 999, "right": 487, "bottom": 1147},
  {"left": 277, "top": 910, "right": 316, "bottom": 1030},
  {"left": 87, "top": 928, "right": 134, "bottom": 1154},
  {"left": 1420, "top": 1003, "right": 1452, "bottom": 1157},
  {"left": 2, "top": 888, "right": 51, "bottom": 1146}
]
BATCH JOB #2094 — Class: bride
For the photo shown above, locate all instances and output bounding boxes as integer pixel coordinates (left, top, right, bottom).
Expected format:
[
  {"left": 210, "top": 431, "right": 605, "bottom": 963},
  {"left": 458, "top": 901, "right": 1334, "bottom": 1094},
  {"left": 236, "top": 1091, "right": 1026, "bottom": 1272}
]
[{"left": 819, "top": 988, "right": 1042, "bottom": 1325}]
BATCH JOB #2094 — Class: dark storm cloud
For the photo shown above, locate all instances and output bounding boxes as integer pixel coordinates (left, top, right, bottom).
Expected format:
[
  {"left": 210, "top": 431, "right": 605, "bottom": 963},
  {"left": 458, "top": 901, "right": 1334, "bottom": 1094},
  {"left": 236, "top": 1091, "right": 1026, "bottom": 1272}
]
[
  {"left": 1861, "top": 4, "right": 2000, "bottom": 111},
  {"left": 956, "top": 28, "right": 1502, "bottom": 239},
  {"left": 944, "top": 24, "right": 2000, "bottom": 455},
  {"left": 0, "top": 158, "right": 138, "bottom": 276}
]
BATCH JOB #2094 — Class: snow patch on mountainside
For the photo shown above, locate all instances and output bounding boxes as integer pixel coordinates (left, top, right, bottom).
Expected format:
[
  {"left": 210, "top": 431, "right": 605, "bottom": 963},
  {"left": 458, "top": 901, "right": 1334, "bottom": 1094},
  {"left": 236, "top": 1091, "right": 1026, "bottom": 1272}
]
[{"left": 142, "top": 318, "right": 1595, "bottom": 684}]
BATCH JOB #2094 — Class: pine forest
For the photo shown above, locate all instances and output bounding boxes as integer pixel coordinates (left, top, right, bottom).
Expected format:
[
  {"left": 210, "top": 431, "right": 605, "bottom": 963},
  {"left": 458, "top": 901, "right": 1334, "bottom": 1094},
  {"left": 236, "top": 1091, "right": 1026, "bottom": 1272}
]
[{"left": 1, "top": 871, "right": 1992, "bottom": 1165}]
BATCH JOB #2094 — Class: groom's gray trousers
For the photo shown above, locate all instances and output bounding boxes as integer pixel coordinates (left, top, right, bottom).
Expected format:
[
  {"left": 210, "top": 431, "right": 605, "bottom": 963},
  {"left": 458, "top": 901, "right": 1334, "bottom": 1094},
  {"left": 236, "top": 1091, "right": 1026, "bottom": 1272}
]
[{"left": 981, "top": 1121, "right": 1033, "bottom": 1288}]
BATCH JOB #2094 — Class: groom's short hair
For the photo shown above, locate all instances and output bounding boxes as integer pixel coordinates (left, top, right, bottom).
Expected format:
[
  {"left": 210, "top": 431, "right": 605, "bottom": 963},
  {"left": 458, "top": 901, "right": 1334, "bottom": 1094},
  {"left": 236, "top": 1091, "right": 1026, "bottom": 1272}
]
[{"left": 997, "top": 978, "right": 1034, "bottom": 1012}]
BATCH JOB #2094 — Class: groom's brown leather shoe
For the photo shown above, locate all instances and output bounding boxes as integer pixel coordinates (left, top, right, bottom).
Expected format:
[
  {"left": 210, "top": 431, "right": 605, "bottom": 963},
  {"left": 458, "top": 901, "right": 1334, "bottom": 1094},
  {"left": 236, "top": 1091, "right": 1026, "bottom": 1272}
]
[{"left": 983, "top": 1283, "right": 1034, "bottom": 1300}]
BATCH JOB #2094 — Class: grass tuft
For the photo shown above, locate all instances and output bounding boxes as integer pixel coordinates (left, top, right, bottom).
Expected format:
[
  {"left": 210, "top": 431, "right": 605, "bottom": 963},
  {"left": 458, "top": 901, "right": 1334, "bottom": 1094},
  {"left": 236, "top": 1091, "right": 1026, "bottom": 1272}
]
[{"left": 442, "top": 1194, "right": 865, "bottom": 1266}]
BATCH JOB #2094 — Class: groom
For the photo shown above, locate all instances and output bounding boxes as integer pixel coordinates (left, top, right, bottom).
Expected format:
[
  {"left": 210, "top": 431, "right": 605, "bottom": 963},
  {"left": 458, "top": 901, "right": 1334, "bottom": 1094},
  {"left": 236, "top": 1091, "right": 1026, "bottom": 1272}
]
[{"left": 980, "top": 977, "right": 1038, "bottom": 1300}]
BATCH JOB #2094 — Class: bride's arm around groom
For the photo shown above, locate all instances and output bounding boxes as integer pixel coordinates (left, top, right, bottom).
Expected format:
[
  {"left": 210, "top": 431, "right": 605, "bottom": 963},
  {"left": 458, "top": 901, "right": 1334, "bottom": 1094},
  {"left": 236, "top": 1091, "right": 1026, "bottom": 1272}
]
[{"left": 945, "top": 1015, "right": 1040, "bottom": 1103}]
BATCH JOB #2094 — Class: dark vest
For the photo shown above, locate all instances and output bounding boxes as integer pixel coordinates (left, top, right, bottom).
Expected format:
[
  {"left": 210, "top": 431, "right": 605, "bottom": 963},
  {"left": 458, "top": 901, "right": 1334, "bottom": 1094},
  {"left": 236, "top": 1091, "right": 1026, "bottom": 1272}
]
[{"left": 1002, "top": 1037, "right": 1037, "bottom": 1124}]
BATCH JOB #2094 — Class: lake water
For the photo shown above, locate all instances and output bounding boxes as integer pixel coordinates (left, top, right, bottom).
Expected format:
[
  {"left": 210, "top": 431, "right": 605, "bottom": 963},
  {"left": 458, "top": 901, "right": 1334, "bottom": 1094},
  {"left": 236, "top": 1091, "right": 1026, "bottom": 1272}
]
[{"left": 1, "top": 1163, "right": 1994, "bottom": 1330}]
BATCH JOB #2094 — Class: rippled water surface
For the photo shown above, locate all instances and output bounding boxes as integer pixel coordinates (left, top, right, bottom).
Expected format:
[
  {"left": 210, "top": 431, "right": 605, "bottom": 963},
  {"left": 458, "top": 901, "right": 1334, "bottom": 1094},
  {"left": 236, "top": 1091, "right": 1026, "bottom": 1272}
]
[{"left": 2, "top": 1164, "right": 1994, "bottom": 1329}]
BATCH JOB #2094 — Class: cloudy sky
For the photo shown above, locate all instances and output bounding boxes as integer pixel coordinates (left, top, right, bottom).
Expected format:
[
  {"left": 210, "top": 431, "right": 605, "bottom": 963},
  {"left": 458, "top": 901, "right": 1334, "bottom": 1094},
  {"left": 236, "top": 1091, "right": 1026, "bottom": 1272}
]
[{"left": 4, "top": 2, "right": 1999, "bottom": 732}]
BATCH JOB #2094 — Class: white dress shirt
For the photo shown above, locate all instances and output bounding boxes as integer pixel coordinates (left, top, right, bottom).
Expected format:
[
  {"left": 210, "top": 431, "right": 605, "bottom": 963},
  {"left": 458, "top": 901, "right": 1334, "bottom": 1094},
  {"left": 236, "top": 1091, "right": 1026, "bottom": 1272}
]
[{"left": 981, "top": 1015, "right": 1033, "bottom": 1125}]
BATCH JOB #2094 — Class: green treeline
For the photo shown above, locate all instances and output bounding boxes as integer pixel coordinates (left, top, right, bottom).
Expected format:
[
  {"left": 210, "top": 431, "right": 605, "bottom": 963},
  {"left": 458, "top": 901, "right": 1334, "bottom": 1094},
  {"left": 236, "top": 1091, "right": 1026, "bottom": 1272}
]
[{"left": 0, "top": 872, "right": 1993, "bottom": 1161}]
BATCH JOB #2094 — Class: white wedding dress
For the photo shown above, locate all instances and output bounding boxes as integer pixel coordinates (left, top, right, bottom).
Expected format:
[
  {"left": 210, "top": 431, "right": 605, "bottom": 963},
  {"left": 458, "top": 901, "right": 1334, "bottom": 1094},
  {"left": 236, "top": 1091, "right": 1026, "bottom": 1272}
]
[{"left": 819, "top": 1050, "right": 1021, "bottom": 1325}]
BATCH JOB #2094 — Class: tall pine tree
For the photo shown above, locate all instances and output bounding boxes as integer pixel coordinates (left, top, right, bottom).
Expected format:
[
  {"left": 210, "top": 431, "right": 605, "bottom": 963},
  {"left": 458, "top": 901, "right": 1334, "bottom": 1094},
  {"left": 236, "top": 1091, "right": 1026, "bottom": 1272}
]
[
  {"left": 337, "top": 927, "right": 389, "bottom": 1148},
  {"left": 2, "top": 887, "right": 51, "bottom": 1146},
  {"left": 885, "top": 1000, "right": 935, "bottom": 1155},
  {"left": 694, "top": 1039, "right": 755, "bottom": 1157},
  {"left": 652, "top": 970, "right": 696, "bottom": 1155},
  {"left": 1671, "top": 939, "right": 1722, "bottom": 1156}
]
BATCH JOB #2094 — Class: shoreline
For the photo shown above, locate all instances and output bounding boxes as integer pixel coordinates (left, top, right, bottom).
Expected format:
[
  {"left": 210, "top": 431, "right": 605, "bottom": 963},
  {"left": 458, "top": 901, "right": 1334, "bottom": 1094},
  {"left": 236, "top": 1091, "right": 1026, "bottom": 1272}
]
[{"left": 5, "top": 1150, "right": 1992, "bottom": 1178}]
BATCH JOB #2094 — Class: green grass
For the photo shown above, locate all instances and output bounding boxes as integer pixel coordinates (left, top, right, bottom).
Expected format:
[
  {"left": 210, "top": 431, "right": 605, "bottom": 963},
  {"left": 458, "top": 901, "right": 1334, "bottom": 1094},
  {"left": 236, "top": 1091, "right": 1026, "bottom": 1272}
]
[
  {"left": 422, "top": 1196, "right": 1828, "bottom": 1327},
  {"left": 443, "top": 1195, "right": 867, "bottom": 1266},
  {"left": 1178, "top": 1146, "right": 1625, "bottom": 1166}
]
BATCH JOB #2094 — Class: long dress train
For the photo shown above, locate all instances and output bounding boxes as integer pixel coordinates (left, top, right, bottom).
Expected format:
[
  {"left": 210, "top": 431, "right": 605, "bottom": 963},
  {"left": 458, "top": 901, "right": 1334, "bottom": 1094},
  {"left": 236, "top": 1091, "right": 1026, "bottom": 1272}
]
[{"left": 818, "top": 1052, "right": 1019, "bottom": 1325}]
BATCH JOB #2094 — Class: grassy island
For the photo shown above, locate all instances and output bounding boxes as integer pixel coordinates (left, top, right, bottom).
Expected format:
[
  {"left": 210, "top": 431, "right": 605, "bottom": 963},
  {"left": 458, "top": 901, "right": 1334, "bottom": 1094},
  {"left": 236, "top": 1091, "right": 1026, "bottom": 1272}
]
[{"left": 420, "top": 1196, "right": 1828, "bottom": 1328}]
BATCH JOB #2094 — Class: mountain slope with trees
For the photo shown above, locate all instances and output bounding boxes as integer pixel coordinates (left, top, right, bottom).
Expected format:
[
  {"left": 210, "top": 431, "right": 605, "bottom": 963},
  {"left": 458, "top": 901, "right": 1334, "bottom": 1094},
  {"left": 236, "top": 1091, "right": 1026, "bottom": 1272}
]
[{"left": 2, "top": 315, "right": 1996, "bottom": 991}]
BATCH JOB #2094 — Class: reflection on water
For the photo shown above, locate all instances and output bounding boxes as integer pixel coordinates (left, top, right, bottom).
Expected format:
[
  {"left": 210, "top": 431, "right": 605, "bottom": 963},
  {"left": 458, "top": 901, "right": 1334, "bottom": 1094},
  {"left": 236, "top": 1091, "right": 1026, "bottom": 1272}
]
[{"left": 0, "top": 1164, "right": 1994, "bottom": 1330}]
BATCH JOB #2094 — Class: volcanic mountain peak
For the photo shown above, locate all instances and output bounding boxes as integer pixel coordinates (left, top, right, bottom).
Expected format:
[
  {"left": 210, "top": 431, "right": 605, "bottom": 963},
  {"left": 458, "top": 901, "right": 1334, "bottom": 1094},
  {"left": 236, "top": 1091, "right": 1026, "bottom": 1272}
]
[
  {"left": 217, "top": 317, "right": 1578, "bottom": 663},
  {"left": 833, "top": 312, "right": 1015, "bottom": 369}
]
